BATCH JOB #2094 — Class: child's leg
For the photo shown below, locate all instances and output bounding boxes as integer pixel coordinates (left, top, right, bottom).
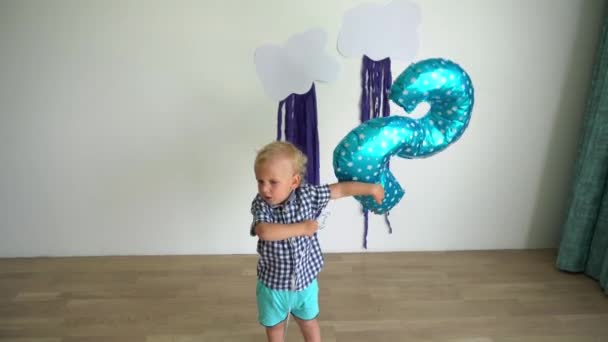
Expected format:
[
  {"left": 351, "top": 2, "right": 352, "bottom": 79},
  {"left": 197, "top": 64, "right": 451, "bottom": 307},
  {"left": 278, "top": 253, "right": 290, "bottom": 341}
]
[
  {"left": 294, "top": 316, "right": 321, "bottom": 342},
  {"left": 291, "top": 279, "right": 321, "bottom": 342},
  {"left": 257, "top": 280, "right": 289, "bottom": 341},
  {"left": 265, "top": 321, "right": 286, "bottom": 342}
]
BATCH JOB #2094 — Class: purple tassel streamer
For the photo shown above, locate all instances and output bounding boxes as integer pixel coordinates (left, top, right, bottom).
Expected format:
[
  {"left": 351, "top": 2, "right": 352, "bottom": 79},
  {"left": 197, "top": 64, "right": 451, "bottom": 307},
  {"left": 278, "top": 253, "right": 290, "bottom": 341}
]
[
  {"left": 363, "top": 208, "right": 369, "bottom": 249},
  {"left": 277, "top": 84, "right": 320, "bottom": 185},
  {"left": 276, "top": 103, "right": 283, "bottom": 141},
  {"left": 385, "top": 212, "right": 393, "bottom": 234},
  {"left": 360, "top": 55, "right": 391, "bottom": 121},
  {"left": 360, "top": 55, "right": 393, "bottom": 248}
]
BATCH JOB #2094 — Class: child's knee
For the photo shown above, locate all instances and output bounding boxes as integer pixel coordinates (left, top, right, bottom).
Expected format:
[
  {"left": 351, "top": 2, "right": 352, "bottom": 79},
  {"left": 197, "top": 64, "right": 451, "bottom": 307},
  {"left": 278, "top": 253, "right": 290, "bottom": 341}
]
[
  {"left": 267, "top": 321, "right": 285, "bottom": 330},
  {"left": 294, "top": 316, "right": 318, "bottom": 328},
  {"left": 265, "top": 321, "right": 285, "bottom": 340}
]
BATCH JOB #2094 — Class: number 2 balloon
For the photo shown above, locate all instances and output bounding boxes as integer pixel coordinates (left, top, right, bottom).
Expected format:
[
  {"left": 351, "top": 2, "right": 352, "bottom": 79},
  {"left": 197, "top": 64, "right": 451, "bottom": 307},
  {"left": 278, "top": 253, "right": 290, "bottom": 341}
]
[{"left": 333, "top": 58, "right": 475, "bottom": 214}]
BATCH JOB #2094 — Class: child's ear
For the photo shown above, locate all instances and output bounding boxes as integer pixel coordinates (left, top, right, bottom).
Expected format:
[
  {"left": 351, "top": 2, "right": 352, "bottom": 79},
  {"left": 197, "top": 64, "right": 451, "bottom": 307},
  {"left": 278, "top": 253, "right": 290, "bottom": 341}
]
[{"left": 292, "top": 174, "right": 302, "bottom": 188}]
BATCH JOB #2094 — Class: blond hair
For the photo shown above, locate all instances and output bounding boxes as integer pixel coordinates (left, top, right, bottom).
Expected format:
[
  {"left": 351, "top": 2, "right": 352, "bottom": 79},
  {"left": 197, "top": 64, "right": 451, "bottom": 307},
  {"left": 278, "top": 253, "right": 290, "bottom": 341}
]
[{"left": 254, "top": 141, "right": 307, "bottom": 178}]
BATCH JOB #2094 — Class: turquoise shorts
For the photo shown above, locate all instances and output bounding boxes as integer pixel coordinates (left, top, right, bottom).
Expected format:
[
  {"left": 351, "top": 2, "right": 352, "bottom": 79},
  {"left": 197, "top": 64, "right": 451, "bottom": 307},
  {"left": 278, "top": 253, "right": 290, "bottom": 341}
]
[{"left": 256, "top": 279, "right": 319, "bottom": 327}]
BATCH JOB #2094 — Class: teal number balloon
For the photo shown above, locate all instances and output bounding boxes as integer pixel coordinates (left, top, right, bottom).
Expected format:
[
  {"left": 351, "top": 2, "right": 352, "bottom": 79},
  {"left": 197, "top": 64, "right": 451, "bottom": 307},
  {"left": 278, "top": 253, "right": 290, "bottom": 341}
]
[{"left": 333, "top": 58, "right": 475, "bottom": 214}]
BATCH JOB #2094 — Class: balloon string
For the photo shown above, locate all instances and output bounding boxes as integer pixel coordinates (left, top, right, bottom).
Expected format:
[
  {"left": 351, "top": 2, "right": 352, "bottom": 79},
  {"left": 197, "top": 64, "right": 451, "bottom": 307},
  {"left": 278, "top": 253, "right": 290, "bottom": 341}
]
[
  {"left": 284, "top": 290, "right": 292, "bottom": 340},
  {"left": 284, "top": 238, "right": 297, "bottom": 340},
  {"left": 385, "top": 212, "right": 393, "bottom": 234}
]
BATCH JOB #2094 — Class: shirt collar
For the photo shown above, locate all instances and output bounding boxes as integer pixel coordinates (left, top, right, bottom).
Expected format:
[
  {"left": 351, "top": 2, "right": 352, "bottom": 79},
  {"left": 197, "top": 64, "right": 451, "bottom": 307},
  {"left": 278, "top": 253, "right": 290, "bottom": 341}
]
[{"left": 269, "top": 189, "right": 297, "bottom": 209}]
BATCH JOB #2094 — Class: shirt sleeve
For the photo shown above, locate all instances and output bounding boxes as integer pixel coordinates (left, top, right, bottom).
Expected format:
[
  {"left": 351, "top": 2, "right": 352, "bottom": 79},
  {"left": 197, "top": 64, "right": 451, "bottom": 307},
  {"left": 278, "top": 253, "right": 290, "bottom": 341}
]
[
  {"left": 250, "top": 196, "right": 273, "bottom": 236},
  {"left": 305, "top": 184, "right": 331, "bottom": 218}
]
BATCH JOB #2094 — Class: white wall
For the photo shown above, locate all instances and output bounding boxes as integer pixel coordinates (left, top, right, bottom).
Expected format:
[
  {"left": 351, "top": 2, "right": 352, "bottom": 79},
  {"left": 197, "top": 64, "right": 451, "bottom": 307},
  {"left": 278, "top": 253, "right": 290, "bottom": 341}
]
[{"left": 0, "top": 0, "right": 604, "bottom": 257}]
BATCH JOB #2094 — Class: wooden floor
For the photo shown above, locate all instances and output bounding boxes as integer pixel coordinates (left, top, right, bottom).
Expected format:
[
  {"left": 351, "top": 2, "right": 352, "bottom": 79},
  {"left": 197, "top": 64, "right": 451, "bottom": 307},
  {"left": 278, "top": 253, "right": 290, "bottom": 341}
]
[{"left": 0, "top": 249, "right": 607, "bottom": 342}]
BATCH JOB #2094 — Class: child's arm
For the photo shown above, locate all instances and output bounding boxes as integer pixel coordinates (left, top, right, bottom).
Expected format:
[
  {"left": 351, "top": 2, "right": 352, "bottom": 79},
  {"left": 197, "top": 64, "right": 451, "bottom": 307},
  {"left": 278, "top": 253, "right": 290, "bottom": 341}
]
[
  {"left": 329, "top": 182, "right": 384, "bottom": 204},
  {"left": 254, "top": 220, "right": 319, "bottom": 241}
]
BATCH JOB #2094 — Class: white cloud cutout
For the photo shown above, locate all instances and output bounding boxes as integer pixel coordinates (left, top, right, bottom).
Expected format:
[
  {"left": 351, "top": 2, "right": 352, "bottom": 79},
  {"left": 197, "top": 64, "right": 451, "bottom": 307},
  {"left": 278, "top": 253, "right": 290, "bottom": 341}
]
[
  {"left": 254, "top": 28, "right": 340, "bottom": 102},
  {"left": 337, "top": 0, "right": 421, "bottom": 61}
]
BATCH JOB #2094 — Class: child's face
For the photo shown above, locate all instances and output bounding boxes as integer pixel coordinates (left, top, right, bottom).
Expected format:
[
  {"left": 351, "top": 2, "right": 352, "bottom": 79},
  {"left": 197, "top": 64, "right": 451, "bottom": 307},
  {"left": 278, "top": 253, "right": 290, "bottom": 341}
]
[{"left": 255, "top": 157, "right": 301, "bottom": 206}]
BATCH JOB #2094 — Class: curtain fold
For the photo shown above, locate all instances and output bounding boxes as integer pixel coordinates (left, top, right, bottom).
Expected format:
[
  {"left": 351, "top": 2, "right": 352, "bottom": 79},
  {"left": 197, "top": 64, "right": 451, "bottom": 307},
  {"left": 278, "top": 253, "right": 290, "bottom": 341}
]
[{"left": 556, "top": 10, "right": 608, "bottom": 294}]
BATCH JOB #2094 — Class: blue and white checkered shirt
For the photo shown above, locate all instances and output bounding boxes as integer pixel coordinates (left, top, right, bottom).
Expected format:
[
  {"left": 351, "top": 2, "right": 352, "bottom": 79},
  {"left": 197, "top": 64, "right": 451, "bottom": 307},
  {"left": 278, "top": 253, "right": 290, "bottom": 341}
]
[{"left": 250, "top": 183, "right": 331, "bottom": 291}]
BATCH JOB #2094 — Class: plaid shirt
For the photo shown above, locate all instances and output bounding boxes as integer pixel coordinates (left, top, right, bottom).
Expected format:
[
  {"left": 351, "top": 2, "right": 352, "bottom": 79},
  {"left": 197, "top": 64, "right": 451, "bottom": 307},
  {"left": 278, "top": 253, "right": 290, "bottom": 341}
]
[{"left": 250, "top": 183, "right": 331, "bottom": 291}]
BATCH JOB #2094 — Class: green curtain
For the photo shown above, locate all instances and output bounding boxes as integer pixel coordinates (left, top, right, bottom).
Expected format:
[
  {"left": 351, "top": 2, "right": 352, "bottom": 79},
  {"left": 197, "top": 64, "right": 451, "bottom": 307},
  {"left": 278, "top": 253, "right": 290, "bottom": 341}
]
[{"left": 556, "top": 11, "right": 608, "bottom": 294}]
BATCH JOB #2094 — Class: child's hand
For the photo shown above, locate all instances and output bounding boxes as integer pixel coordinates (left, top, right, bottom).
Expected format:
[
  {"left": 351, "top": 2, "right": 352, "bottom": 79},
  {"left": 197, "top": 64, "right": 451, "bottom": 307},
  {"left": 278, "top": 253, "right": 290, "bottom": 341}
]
[
  {"left": 372, "top": 184, "right": 384, "bottom": 204},
  {"left": 303, "top": 220, "right": 319, "bottom": 237}
]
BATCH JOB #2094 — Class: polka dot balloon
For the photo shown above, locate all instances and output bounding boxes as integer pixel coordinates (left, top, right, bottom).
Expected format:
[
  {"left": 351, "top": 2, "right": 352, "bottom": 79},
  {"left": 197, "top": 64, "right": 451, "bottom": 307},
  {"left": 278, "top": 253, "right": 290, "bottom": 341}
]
[{"left": 333, "top": 58, "right": 475, "bottom": 214}]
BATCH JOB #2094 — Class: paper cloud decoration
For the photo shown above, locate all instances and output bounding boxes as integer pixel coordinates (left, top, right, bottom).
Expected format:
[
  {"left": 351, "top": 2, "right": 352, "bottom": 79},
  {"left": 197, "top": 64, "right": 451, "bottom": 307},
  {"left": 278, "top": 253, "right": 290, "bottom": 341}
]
[
  {"left": 254, "top": 28, "right": 340, "bottom": 101},
  {"left": 337, "top": 0, "right": 421, "bottom": 61}
]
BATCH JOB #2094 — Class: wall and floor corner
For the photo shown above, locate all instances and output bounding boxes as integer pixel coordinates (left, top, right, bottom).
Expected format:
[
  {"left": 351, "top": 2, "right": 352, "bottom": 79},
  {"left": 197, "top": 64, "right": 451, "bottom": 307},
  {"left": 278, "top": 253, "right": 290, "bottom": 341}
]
[{"left": 0, "top": 0, "right": 605, "bottom": 257}]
